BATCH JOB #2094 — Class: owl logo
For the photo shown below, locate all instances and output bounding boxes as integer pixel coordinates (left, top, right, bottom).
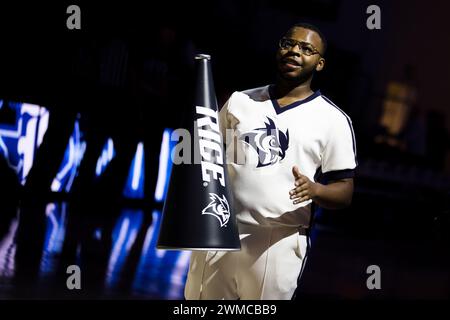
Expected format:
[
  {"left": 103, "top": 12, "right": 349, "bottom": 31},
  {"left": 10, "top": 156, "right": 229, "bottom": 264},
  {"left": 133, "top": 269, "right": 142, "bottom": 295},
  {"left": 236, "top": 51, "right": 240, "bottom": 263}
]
[
  {"left": 240, "top": 117, "right": 289, "bottom": 167},
  {"left": 202, "top": 193, "right": 231, "bottom": 227}
]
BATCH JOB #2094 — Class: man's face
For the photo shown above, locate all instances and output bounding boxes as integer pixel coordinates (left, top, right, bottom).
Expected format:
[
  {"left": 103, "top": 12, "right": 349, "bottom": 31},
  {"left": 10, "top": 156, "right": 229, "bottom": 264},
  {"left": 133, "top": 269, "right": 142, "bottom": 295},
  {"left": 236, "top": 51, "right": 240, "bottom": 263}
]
[{"left": 276, "top": 27, "right": 325, "bottom": 83}]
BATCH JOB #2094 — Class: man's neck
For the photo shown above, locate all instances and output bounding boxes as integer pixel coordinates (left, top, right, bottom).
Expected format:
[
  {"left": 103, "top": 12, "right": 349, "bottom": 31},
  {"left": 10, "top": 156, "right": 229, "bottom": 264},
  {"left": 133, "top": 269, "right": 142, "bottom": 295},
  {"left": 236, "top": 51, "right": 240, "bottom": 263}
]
[{"left": 274, "top": 78, "right": 314, "bottom": 101}]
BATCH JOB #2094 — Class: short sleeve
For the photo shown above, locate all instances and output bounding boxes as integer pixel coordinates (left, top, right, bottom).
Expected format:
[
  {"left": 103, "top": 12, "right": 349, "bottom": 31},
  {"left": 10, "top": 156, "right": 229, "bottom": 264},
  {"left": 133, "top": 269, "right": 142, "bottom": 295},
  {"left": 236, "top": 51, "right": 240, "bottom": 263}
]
[
  {"left": 219, "top": 94, "right": 240, "bottom": 137},
  {"left": 218, "top": 94, "right": 241, "bottom": 165},
  {"left": 218, "top": 98, "right": 230, "bottom": 138},
  {"left": 321, "top": 113, "right": 357, "bottom": 181}
]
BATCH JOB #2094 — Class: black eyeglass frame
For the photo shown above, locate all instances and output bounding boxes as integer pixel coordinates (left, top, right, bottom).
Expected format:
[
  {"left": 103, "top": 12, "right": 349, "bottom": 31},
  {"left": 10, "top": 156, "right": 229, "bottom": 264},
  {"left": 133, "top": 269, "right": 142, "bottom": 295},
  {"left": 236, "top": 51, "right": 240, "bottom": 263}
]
[{"left": 278, "top": 38, "right": 322, "bottom": 57}]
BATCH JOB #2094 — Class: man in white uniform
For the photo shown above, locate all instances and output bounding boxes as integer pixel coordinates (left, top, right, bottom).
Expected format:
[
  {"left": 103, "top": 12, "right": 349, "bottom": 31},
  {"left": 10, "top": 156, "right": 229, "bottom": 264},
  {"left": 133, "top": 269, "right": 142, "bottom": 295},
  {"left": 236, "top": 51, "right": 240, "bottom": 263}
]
[{"left": 185, "top": 23, "right": 357, "bottom": 300}]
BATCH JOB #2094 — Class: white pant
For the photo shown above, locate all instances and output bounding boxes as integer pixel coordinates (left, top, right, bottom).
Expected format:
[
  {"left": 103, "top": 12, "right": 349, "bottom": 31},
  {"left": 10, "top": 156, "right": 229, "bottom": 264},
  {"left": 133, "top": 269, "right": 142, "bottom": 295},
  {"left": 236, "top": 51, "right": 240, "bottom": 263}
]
[{"left": 184, "top": 223, "right": 308, "bottom": 300}]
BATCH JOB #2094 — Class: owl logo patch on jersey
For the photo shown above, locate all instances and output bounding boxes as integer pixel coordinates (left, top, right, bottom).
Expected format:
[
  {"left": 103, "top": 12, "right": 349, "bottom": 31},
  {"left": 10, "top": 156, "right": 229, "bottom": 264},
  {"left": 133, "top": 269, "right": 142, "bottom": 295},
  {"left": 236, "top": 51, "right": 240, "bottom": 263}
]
[
  {"left": 202, "top": 193, "right": 231, "bottom": 227},
  {"left": 240, "top": 117, "right": 289, "bottom": 167}
]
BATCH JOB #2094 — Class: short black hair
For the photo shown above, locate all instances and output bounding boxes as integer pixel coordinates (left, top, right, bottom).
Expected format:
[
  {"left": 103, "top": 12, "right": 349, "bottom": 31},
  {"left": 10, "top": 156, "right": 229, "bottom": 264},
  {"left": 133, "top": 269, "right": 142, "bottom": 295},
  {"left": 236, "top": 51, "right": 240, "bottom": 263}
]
[{"left": 287, "top": 22, "right": 327, "bottom": 55}]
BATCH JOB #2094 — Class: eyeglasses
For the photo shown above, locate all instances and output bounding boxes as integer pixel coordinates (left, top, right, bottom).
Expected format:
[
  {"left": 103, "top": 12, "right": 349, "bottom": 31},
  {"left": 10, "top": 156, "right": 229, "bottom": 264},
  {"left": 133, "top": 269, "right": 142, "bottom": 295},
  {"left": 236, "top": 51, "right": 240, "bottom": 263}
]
[{"left": 278, "top": 38, "right": 321, "bottom": 57}]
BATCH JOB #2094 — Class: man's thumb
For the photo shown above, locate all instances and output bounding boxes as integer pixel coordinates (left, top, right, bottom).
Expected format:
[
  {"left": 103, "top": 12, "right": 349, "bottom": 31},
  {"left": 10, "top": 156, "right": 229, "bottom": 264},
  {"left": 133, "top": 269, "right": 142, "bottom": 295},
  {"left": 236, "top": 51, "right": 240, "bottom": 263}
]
[{"left": 292, "top": 166, "right": 302, "bottom": 178}]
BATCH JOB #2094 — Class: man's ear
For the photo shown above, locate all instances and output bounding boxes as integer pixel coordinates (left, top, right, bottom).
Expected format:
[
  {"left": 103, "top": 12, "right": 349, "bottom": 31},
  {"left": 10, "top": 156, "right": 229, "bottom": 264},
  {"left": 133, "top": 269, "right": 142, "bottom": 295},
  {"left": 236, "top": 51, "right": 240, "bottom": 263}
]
[{"left": 315, "top": 58, "right": 325, "bottom": 72}]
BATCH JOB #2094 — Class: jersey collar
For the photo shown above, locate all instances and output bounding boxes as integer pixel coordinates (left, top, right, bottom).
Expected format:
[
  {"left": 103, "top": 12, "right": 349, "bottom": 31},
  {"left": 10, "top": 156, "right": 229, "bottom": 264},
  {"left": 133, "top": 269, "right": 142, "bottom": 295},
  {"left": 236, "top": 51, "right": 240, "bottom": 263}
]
[{"left": 268, "top": 85, "right": 321, "bottom": 115}]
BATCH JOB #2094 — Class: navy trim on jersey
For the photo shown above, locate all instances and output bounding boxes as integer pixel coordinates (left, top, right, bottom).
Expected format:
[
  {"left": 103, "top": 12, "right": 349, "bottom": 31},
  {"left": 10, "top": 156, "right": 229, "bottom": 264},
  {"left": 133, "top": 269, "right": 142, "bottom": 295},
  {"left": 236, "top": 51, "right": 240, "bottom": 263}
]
[
  {"left": 321, "top": 95, "right": 358, "bottom": 166},
  {"left": 323, "top": 169, "right": 355, "bottom": 181},
  {"left": 268, "top": 85, "right": 321, "bottom": 114},
  {"left": 314, "top": 166, "right": 355, "bottom": 184}
]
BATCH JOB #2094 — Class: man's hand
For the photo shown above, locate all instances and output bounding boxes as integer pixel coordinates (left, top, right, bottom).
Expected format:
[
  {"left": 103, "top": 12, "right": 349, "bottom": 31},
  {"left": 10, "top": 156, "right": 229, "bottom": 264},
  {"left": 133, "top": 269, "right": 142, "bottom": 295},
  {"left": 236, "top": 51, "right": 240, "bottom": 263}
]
[
  {"left": 289, "top": 165, "right": 354, "bottom": 209},
  {"left": 289, "top": 166, "right": 319, "bottom": 205}
]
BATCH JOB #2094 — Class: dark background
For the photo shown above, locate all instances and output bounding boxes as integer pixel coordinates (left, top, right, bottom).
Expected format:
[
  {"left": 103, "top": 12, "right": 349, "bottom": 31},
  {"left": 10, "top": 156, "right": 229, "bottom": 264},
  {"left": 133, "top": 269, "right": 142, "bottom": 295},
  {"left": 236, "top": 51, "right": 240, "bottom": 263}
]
[{"left": 0, "top": 0, "right": 449, "bottom": 300}]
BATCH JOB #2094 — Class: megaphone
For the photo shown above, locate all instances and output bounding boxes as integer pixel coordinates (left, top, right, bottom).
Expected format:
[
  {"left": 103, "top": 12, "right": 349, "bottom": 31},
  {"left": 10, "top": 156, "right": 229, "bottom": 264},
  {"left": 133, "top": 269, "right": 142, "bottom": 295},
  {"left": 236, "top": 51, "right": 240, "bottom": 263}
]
[{"left": 157, "top": 54, "right": 240, "bottom": 251}]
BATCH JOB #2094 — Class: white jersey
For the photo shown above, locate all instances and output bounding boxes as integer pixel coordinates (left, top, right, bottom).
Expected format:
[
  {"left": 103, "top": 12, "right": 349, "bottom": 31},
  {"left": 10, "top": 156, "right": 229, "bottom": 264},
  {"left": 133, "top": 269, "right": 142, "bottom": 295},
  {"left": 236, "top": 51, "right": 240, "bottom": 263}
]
[{"left": 219, "top": 85, "right": 357, "bottom": 227}]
